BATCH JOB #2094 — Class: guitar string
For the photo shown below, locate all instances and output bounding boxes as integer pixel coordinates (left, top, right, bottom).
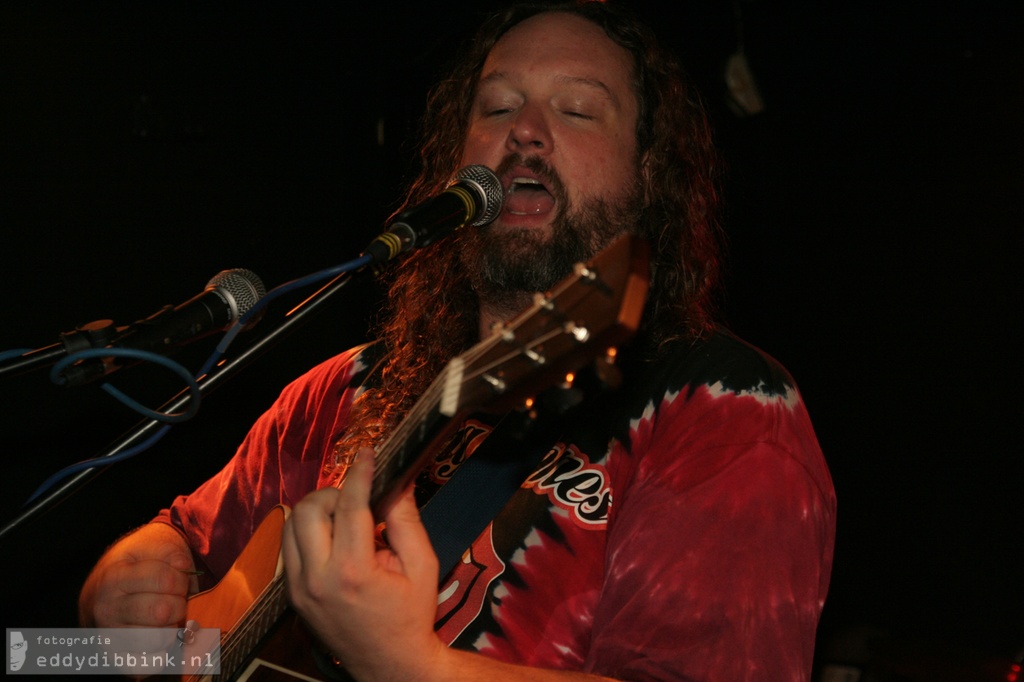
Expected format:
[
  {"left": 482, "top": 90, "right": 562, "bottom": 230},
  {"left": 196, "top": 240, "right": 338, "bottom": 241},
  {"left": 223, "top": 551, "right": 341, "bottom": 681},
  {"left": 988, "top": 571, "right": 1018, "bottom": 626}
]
[
  {"left": 370, "top": 328, "right": 504, "bottom": 477},
  {"left": 370, "top": 270, "right": 594, "bottom": 477},
  {"left": 214, "top": 309, "right": 539, "bottom": 668},
  {"left": 367, "top": 277, "right": 620, "bottom": 512},
  {"left": 444, "top": 275, "right": 609, "bottom": 396},
  {"left": 201, "top": 259, "right": 628, "bottom": 675},
  {"left": 219, "top": 572, "right": 288, "bottom": 676},
  {"left": 188, "top": 571, "right": 299, "bottom": 682},
  {"left": 458, "top": 325, "right": 572, "bottom": 385},
  {"left": 187, "top": 554, "right": 288, "bottom": 678},
  {"left": 220, "top": 361, "right": 486, "bottom": 665}
]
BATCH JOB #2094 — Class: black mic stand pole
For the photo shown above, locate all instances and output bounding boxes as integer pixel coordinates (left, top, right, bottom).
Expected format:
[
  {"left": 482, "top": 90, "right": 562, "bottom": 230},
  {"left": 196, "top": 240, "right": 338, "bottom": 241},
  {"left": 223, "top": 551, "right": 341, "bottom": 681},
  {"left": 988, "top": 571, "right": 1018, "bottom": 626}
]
[
  {"left": 0, "top": 344, "right": 69, "bottom": 378},
  {"left": 0, "top": 270, "right": 359, "bottom": 543}
]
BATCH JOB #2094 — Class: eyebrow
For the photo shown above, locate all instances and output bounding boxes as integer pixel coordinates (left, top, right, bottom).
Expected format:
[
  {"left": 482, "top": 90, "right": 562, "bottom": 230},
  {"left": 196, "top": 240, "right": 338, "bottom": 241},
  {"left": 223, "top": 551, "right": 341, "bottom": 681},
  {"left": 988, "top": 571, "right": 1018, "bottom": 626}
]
[{"left": 477, "top": 71, "right": 620, "bottom": 106}]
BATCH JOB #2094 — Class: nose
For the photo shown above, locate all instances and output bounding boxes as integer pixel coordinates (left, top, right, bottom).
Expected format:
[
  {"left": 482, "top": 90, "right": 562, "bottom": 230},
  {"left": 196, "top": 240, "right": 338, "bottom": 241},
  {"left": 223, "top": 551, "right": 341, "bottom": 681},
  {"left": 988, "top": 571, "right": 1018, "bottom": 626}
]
[{"left": 506, "top": 104, "right": 552, "bottom": 154}]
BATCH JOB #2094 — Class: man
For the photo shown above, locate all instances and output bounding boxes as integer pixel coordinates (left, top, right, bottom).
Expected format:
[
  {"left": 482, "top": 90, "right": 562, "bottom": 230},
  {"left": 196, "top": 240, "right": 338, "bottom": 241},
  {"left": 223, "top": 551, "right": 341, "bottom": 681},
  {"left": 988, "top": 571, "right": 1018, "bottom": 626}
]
[{"left": 79, "top": 3, "right": 836, "bottom": 681}]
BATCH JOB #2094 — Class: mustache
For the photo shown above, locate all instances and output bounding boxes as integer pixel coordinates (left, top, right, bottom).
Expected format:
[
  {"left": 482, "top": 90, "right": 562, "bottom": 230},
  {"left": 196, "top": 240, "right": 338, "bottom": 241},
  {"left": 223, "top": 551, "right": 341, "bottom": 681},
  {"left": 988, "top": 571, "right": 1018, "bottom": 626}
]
[{"left": 493, "top": 154, "right": 567, "bottom": 204}]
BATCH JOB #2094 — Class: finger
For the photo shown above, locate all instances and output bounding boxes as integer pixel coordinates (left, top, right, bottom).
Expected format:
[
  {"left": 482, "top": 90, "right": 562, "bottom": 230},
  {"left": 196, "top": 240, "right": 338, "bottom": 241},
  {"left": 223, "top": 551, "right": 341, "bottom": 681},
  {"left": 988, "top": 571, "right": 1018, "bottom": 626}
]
[
  {"left": 163, "top": 551, "right": 201, "bottom": 592},
  {"left": 165, "top": 551, "right": 194, "bottom": 572},
  {"left": 285, "top": 487, "right": 342, "bottom": 576},
  {"left": 109, "top": 589, "right": 188, "bottom": 627},
  {"left": 330, "top": 448, "right": 378, "bottom": 561},
  {"left": 381, "top": 485, "right": 438, "bottom": 585},
  {"left": 133, "top": 593, "right": 188, "bottom": 627},
  {"left": 280, "top": 516, "right": 301, "bottom": 582},
  {"left": 111, "top": 558, "right": 191, "bottom": 599}
]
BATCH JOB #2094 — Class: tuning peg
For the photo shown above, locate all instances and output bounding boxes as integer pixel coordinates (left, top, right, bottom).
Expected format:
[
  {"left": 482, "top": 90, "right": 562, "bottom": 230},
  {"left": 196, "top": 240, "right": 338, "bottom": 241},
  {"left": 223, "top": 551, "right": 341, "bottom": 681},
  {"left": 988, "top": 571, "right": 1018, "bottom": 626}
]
[
  {"left": 563, "top": 321, "right": 591, "bottom": 343},
  {"left": 592, "top": 348, "right": 624, "bottom": 390},
  {"left": 573, "top": 262, "right": 598, "bottom": 281},
  {"left": 481, "top": 372, "right": 507, "bottom": 393},
  {"left": 533, "top": 292, "right": 556, "bottom": 311},
  {"left": 572, "top": 262, "right": 613, "bottom": 295}
]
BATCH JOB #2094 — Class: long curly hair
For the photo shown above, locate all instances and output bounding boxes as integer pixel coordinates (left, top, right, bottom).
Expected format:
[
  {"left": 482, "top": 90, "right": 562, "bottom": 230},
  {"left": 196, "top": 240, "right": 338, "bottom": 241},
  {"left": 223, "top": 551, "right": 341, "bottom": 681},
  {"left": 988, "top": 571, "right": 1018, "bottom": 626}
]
[{"left": 326, "top": 1, "right": 725, "bottom": 480}]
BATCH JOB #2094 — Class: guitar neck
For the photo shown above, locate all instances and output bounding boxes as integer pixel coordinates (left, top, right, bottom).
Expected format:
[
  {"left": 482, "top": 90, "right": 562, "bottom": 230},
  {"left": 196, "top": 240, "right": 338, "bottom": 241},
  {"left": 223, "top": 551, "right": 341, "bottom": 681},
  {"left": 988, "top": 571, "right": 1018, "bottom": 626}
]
[
  {"left": 368, "top": 364, "right": 469, "bottom": 520},
  {"left": 185, "top": 233, "right": 650, "bottom": 681}
]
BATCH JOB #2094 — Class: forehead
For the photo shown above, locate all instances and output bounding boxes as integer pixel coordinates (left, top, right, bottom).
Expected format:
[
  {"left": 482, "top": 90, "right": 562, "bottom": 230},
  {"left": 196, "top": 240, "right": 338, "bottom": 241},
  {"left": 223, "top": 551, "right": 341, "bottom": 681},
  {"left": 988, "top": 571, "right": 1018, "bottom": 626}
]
[{"left": 481, "top": 12, "right": 637, "bottom": 106}]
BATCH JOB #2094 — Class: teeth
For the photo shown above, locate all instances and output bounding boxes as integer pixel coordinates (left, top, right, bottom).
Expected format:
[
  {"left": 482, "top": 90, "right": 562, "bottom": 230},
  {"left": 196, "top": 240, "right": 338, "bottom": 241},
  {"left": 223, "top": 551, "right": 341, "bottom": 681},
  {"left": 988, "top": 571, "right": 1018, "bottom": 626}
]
[
  {"left": 505, "top": 176, "right": 554, "bottom": 216},
  {"left": 510, "top": 177, "right": 541, "bottom": 187}
]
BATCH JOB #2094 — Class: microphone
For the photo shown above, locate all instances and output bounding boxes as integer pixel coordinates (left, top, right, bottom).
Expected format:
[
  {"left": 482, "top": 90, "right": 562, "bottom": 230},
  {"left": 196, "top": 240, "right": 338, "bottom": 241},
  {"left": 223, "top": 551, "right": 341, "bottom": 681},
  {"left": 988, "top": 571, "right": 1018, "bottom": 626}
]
[
  {"left": 57, "top": 268, "right": 266, "bottom": 385},
  {"left": 363, "top": 164, "right": 503, "bottom": 265}
]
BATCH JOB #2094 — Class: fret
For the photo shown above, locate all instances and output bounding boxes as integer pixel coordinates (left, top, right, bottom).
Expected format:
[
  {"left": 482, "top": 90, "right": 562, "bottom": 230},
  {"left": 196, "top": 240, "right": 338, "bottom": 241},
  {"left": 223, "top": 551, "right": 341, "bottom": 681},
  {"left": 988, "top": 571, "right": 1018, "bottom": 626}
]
[{"left": 218, "top": 574, "right": 288, "bottom": 679}]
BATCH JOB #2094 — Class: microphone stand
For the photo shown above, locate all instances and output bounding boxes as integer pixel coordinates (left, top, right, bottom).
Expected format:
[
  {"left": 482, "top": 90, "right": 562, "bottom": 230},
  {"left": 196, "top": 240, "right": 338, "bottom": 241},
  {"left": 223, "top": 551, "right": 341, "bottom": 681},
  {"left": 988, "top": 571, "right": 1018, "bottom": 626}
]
[
  {"left": 0, "top": 345, "right": 69, "bottom": 378},
  {"left": 0, "top": 270, "right": 358, "bottom": 543}
]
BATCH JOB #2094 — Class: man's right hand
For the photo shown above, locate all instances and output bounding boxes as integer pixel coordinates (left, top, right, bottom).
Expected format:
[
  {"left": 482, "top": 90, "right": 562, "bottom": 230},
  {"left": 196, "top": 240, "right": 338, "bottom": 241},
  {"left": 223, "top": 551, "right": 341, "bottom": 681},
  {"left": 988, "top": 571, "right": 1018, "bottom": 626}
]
[{"left": 79, "top": 522, "right": 199, "bottom": 627}]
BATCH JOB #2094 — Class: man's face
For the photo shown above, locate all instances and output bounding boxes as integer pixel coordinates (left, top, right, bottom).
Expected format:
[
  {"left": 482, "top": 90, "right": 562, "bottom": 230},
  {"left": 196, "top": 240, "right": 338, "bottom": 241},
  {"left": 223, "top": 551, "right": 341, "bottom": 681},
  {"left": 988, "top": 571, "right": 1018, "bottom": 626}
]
[
  {"left": 458, "top": 12, "right": 641, "bottom": 299},
  {"left": 9, "top": 631, "right": 27, "bottom": 671}
]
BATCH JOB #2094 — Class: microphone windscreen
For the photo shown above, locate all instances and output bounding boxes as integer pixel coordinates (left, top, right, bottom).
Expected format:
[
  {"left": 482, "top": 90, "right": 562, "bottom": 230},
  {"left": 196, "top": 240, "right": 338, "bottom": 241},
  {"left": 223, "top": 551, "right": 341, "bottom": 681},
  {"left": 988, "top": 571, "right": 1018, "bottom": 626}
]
[{"left": 455, "top": 165, "right": 503, "bottom": 227}]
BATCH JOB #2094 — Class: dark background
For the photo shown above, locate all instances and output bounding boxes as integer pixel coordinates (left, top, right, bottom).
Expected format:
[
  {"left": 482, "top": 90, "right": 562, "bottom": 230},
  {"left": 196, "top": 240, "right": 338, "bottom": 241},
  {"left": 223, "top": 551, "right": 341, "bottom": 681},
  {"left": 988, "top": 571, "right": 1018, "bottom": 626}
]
[{"left": 2, "top": 2, "right": 1021, "bottom": 680}]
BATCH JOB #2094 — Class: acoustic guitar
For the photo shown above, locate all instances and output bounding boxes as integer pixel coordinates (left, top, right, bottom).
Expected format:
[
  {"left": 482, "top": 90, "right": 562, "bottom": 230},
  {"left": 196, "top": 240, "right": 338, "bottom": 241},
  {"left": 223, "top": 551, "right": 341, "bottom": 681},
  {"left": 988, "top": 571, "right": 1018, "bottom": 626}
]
[{"left": 180, "top": 234, "right": 650, "bottom": 681}]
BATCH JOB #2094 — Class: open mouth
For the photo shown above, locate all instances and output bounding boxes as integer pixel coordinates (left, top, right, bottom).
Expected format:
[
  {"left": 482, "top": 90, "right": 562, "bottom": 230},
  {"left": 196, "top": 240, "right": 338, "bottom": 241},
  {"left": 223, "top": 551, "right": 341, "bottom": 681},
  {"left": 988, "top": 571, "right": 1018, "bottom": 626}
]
[{"left": 505, "top": 177, "right": 556, "bottom": 216}]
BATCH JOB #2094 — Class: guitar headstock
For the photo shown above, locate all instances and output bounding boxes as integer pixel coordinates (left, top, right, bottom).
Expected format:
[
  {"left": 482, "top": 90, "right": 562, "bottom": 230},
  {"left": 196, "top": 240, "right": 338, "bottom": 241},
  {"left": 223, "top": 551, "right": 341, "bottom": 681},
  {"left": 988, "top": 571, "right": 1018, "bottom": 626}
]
[
  {"left": 441, "top": 233, "right": 649, "bottom": 417},
  {"left": 369, "top": 234, "right": 649, "bottom": 517}
]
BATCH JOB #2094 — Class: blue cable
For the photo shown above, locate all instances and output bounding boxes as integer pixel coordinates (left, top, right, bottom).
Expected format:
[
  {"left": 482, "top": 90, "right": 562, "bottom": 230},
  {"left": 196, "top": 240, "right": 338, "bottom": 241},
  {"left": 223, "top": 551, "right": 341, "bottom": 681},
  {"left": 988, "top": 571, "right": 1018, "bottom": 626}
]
[
  {"left": 21, "top": 252, "right": 374, "bottom": 505},
  {"left": 25, "top": 424, "right": 172, "bottom": 504},
  {"left": 49, "top": 348, "right": 202, "bottom": 422},
  {"left": 195, "top": 254, "right": 373, "bottom": 379},
  {"left": 0, "top": 348, "right": 34, "bottom": 363}
]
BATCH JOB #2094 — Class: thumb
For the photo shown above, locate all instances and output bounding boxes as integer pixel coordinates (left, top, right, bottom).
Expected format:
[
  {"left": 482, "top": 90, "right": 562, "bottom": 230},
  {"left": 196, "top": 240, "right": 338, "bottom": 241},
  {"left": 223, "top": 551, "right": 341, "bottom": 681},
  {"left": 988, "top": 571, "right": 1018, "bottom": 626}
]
[{"left": 166, "top": 551, "right": 194, "bottom": 571}]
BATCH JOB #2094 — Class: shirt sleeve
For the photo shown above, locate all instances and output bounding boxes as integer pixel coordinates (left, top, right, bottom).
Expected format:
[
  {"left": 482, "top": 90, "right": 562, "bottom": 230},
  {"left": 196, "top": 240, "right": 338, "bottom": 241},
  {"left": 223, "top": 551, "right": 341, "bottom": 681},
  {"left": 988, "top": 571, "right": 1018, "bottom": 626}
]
[
  {"left": 150, "top": 345, "right": 370, "bottom": 583},
  {"left": 587, "top": 381, "right": 836, "bottom": 681}
]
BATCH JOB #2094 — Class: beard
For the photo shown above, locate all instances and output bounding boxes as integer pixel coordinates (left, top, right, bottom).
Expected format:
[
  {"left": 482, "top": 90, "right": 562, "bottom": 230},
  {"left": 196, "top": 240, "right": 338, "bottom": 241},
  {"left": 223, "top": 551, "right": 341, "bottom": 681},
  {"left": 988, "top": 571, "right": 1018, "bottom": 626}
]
[{"left": 458, "top": 155, "right": 643, "bottom": 315}]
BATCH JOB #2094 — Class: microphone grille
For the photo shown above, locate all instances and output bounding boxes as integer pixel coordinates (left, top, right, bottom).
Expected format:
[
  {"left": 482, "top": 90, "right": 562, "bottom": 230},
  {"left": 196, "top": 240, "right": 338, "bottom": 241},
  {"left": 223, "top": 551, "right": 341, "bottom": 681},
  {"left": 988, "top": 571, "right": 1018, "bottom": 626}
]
[
  {"left": 207, "top": 268, "right": 266, "bottom": 319},
  {"left": 456, "top": 165, "right": 503, "bottom": 227}
]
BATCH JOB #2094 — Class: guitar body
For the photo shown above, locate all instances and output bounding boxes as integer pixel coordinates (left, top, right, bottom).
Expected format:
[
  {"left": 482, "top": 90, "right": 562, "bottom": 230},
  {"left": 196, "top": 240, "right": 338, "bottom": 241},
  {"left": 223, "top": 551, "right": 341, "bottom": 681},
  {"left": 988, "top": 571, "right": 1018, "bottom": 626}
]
[
  {"left": 187, "top": 506, "right": 287, "bottom": 635},
  {"left": 184, "top": 507, "right": 335, "bottom": 681}
]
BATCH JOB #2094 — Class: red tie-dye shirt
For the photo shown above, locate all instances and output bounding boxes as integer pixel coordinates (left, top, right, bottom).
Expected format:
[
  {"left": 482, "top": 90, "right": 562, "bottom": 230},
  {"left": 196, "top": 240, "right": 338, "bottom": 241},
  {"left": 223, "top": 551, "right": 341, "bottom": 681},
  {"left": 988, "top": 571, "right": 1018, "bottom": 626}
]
[{"left": 157, "top": 329, "right": 835, "bottom": 681}]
